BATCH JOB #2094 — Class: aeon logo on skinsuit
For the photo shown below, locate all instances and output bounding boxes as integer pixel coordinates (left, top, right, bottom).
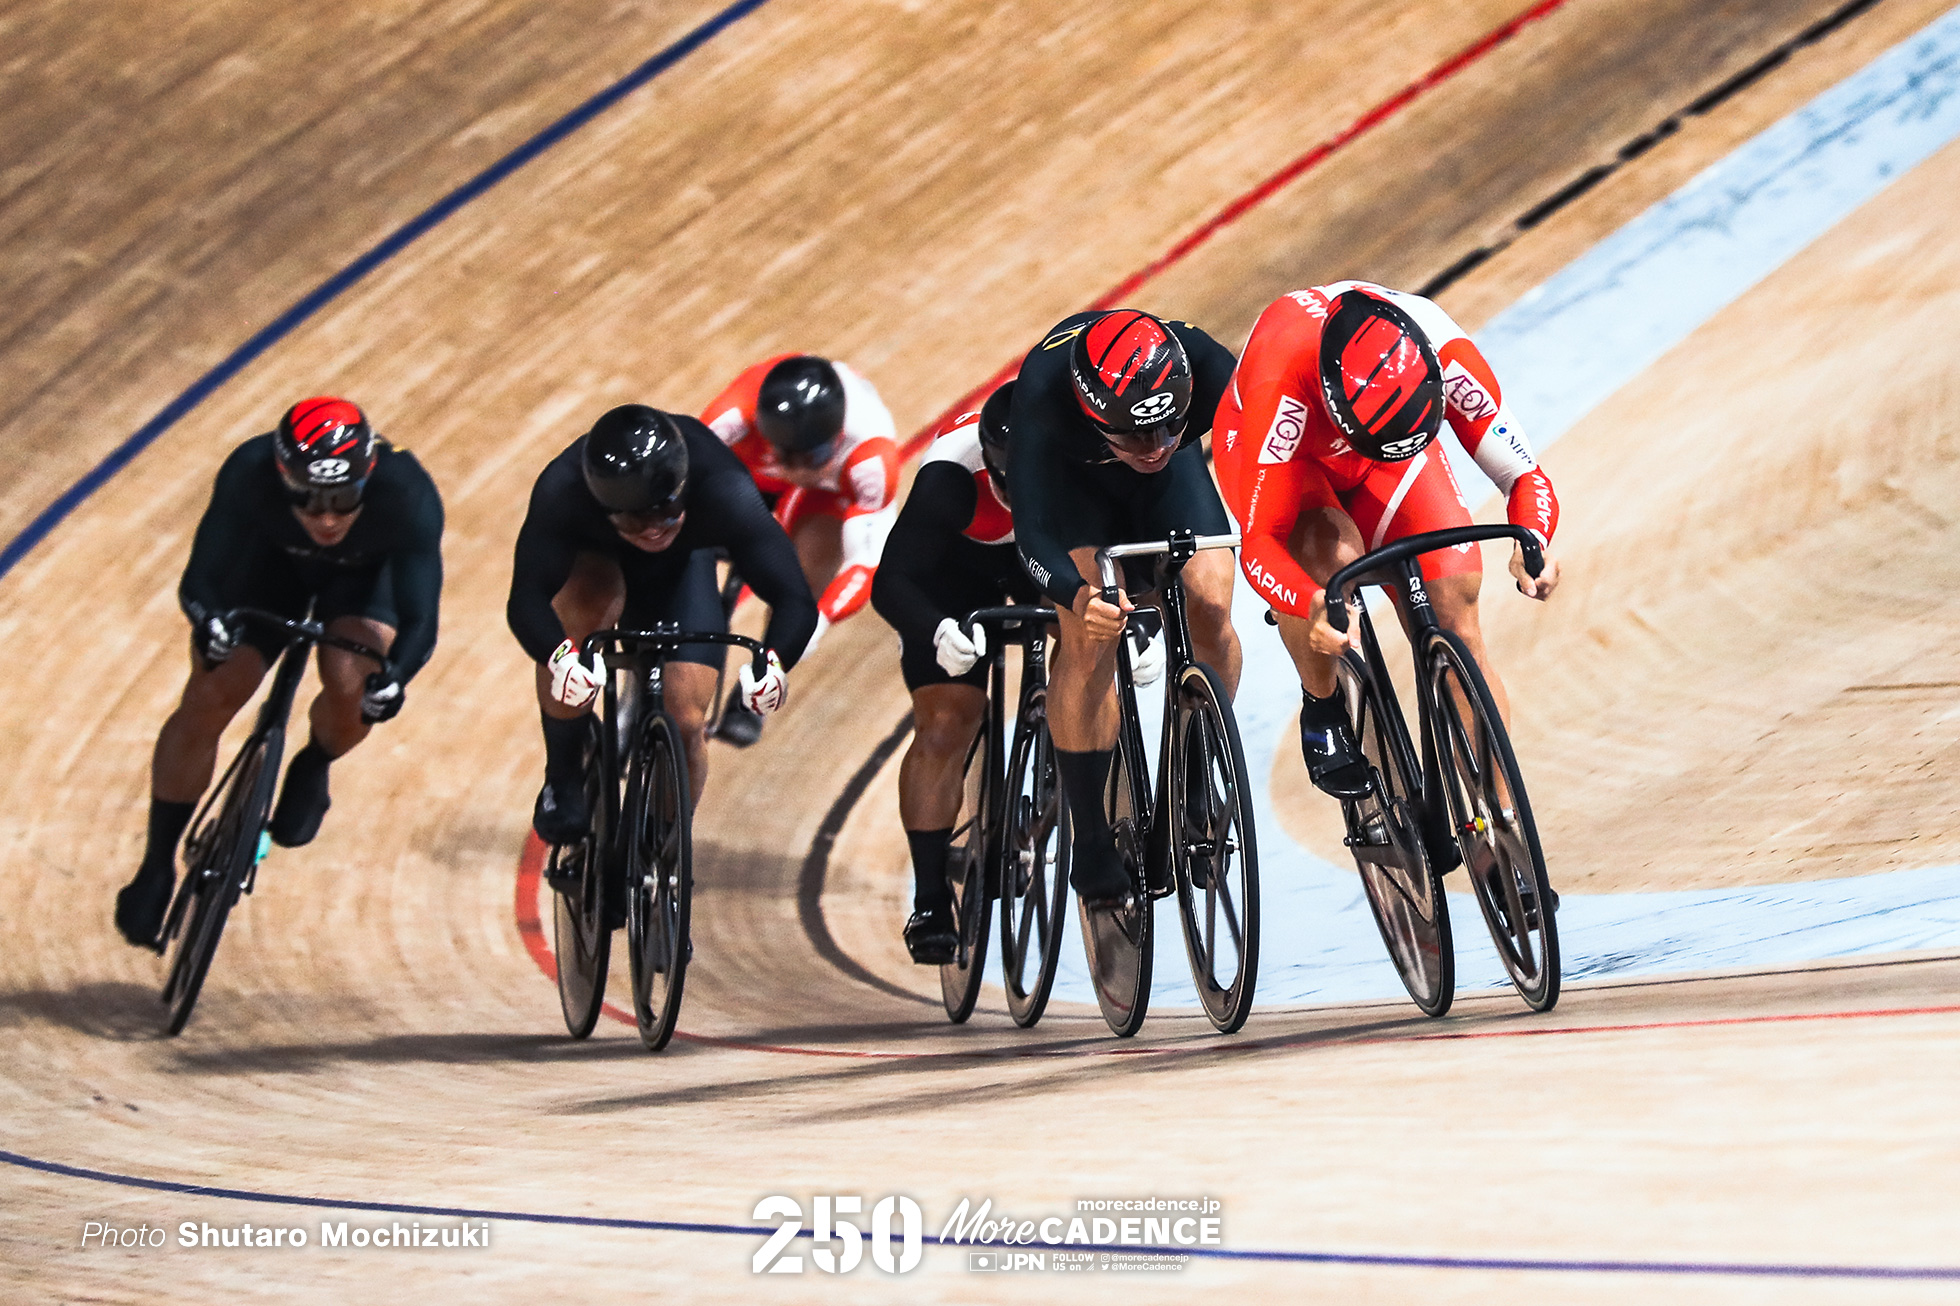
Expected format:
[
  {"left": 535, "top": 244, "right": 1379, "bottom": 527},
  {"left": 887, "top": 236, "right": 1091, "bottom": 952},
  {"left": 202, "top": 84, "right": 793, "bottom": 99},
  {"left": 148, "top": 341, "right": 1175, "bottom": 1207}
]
[
  {"left": 1441, "top": 362, "right": 1497, "bottom": 424},
  {"left": 1129, "top": 392, "right": 1177, "bottom": 422},
  {"left": 1258, "top": 395, "right": 1309, "bottom": 465},
  {"left": 307, "top": 457, "right": 352, "bottom": 482}
]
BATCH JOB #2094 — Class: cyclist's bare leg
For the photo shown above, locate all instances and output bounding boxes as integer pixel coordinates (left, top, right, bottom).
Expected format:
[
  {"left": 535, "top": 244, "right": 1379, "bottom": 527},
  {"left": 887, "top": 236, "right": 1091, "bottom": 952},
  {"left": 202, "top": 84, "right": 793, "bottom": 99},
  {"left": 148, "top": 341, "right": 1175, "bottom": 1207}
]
[
  {"left": 1426, "top": 569, "right": 1512, "bottom": 724},
  {"left": 790, "top": 512, "right": 844, "bottom": 601},
  {"left": 1271, "top": 505, "right": 1365, "bottom": 698},
  {"left": 1178, "top": 546, "right": 1242, "bottom": 695},
  {"left": 1047, "top": 546, "right": 1123, "bottom": 753},
  {"left": 309, "top": 616, "right": 396, "bottom": 757},
  {"left": 899, "top": 685, "right": 986, "bottom": 829},
  {"left": 151, "top": 643, "right": 270, "bottom": 803},
  {"left": 533, "top": 552, "right": 625, "bottom": 722},
  {"left": 663, "top": 660, "right": 719, "bottom": 808}
]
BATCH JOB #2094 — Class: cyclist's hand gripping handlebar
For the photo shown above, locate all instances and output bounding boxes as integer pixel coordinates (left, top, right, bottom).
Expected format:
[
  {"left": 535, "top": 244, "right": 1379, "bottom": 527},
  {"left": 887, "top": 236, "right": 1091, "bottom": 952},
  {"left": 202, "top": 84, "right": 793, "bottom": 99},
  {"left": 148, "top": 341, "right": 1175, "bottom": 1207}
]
[{"left": 1322, "top": 526, "right": 1543, "bottom": 634}]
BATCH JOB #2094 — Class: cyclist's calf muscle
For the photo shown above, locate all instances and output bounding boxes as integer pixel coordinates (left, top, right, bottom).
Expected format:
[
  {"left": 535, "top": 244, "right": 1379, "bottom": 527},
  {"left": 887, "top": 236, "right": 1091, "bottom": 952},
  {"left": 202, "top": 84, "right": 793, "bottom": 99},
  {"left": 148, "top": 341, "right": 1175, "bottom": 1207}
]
[
  {"left": 898, "top": 684, "right": 986, "bottom": 830},
  {"left": 152, "top": 643, "right": 270, "bottom": 804}
]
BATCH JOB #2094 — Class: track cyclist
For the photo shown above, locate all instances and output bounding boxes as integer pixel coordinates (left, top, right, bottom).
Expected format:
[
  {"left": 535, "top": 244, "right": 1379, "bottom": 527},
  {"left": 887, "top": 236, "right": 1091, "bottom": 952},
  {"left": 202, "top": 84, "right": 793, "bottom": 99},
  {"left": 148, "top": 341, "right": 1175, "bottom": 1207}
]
[
  {"left": 1211, "top": 281, "right": 1562, "bottom": 804},
  {"left": 1008, "top": 309, "right": 1241, "bottom": 907},
  {"left": 114, "top": 397, "right": 444, "bottom": 948},
  {"left": 699, "top": 354, "right": 900, "bottom": 745},
  {"left": 509, "top": 404, "right": 818, "bottom": 846}
]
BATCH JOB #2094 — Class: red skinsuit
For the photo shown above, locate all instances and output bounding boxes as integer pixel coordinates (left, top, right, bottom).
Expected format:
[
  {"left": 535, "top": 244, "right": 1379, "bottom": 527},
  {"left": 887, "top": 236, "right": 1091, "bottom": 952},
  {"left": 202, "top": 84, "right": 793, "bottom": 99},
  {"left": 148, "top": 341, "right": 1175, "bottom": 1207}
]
[
  {"left": 701, "top": 355, "right": 901, "bottom": 628},
  {"left": 1212, "top": 281, "right": 1559, "bottom": 619}
]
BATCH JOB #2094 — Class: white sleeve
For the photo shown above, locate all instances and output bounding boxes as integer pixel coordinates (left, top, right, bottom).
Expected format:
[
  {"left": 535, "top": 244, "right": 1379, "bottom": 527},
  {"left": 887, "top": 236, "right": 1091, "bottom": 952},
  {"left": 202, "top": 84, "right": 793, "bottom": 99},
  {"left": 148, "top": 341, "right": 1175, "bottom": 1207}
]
[
  {"left": 835, "top": 363, "right": 897, "bottom": 444},
  {"left": 705, "top": 406, "right": 748, "bottom": 446},
  {"left": 839, "top": 501, "right": 896, "bottom": 570}
]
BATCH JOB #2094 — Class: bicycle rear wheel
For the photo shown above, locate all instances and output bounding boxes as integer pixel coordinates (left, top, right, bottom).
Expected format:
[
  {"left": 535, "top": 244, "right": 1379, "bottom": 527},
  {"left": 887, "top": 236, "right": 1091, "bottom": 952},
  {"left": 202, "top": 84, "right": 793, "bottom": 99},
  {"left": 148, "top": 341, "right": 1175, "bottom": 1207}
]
[
  {"left": 939, "top": 726, "right": 993, "bottom": 1023},
  {"left": 998, "top": 689, "right": 1070, "bottom": 1028},
  {"left": 1425, "top": 631, "right": 1559, "bottom": 1011},
  {"left": 1342, "top": 655, "right": 1454, "bottom": 1017},
  {"left": 626, "top": 711, "right": 692, "bottom": 1051},
  {"left": 1170, "top": 663, "right": 1259, "bottom": 1033},
  {"left": 1079, "top": 709, "right": 1152, "bottom": 1038},
  {"left": 161, "top": 730, "right": 277, "bottom": 1035},
  {"left": 551, "top": 718, "right": 612, "bottom": 1038}
]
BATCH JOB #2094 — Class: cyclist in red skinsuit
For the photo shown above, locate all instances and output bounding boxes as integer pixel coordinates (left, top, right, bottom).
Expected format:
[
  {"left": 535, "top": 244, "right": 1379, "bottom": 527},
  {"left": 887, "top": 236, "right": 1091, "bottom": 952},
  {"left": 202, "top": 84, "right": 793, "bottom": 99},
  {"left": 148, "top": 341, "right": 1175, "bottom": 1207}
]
[
  {"left": 700, "top": 354, "right": 900, "bottom": 741},
  {"left": 1213, "top": 281, "right": 1562, "bottom": 795}
]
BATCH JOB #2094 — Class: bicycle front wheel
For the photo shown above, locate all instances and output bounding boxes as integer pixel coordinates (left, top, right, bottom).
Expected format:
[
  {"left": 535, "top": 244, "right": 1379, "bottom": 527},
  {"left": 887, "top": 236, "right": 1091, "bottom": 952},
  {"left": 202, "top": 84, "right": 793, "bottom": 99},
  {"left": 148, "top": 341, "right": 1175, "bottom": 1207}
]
[
  {"left": 1078, "top": 708, "right": 1152, "bottom": 1038},
  {"left": 1171, "top": 662, "right": 1259, "bottom": 1033},
  {"left": 626, "top": 711, "right": 693, "bottom": 1051},
  {"left": 1343, "top": 655, "right": 1454, "bottom": 1017},
  {"left": 939, "top": 726, "right": 992, "bottom": 1024},
  {"left": 162, "top": 730, "right": 277, "bottom": 1035},
  {"left": 551, "top": 719, "right": 612, "bottom": 1038},
  {"left": 1424, "top": 630, "right": 1559, "bottom": 1011},
  {"left": 998, "top": 689, "right": 1070, "bottom": 1028}
]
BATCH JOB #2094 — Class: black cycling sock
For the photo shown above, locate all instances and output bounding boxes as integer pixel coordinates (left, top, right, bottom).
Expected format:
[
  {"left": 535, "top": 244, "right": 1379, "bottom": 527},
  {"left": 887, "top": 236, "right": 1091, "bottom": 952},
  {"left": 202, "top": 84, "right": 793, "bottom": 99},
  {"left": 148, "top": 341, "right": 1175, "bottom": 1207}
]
[
  {"left": 1054, "top": 748, "right": 1115, "bottom": 860},
  {"left": 140, "top": 798, "right": 196, "bottom": 880},
  {"left": 288, "top": 741, "right": 333, "bottom": 782},
  {"left": 1300, "top": 686, "right": 1346, "bottom": 729},
  {"left": 540, "top": 712, "right": 587, "bottom": 788},
  {"left": 906, "top": 827, "right": 954, "bottom": 914}
]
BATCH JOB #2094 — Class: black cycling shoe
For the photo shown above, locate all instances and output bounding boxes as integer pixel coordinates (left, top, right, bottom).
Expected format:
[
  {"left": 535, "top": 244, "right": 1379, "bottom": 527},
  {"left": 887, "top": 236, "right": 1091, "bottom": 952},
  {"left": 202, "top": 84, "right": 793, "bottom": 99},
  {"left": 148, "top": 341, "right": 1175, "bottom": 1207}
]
[
  {"left": 1069, "top": 839, "right": 1134, "bottom": 910},
  {"left": 712, "top": 689, "right": 764, "bottom": 748},
  {"left": 1301, "top": 719, "right": 1372, "bottom": 800},
  {"left": 532, "top": 779, "right": 590, "bottom": 846},
  {"left": 903, "top": 906, "right": 958, "bottom": 965},
  {"left": 114, "top": 870, "right": 173, "bottom": 951},
  {"left": 269, "top": 747, "right": 332, "bottom": 848}
]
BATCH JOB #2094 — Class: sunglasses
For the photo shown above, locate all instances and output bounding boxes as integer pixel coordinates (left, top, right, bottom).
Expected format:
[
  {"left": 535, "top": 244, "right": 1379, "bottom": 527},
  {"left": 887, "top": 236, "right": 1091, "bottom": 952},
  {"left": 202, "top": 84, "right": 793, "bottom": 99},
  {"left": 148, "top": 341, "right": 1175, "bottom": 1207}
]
[
  {"left": 609, "top": 505, "right": 686, "bottom": 534},
  {"left": 285, "top": 483, "right": 365, "bottom": 515},
  {"left": 1096, "top": 417, "right": 1187, "bottom": 458}
]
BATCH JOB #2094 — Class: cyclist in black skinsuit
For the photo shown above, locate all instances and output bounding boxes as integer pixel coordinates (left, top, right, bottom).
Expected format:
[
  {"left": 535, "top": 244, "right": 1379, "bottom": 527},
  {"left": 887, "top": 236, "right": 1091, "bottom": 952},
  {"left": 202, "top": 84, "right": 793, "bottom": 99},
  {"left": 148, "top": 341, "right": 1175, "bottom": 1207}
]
[
  {"left": 1006, "top": 310, "right": 1244, "bottom": 906},
  {"left": 114, "top": 397, "right": 444, "bottom": 947},
  {"left": 508, "top": 405, "right": 817, "bottom": 844},
  {"left": 869, "top": 383, "right": 1042, "bottom": 963}
]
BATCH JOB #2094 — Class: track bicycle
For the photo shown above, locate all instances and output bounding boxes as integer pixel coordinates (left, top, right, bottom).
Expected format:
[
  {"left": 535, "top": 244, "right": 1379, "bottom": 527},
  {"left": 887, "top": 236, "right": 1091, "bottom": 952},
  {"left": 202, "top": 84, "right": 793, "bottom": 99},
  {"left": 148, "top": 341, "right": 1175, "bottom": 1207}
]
[
  {"left": 934, "top": 606, "right": 1071, "bottom": 1026},
  {"left": 156, "top": 608, "right": 389, "bottom": 1035},
  {"left": 1319, "top": 524, "right": 1559, "bottom": 1014},
  {"left": 547, "top": 624, "right": 769, "bottom": 1050},
  {"left": 1079, "top": 529, "right": 1259, "bottom": 1037}
]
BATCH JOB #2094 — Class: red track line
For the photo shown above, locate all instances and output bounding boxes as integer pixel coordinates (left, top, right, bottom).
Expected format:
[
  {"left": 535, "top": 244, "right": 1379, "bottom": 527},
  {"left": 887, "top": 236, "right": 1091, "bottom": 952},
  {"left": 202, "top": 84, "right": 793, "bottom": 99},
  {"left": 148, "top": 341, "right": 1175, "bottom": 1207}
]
[{"left": 892, "top": 0, "right": 1581, "bottom": 461}]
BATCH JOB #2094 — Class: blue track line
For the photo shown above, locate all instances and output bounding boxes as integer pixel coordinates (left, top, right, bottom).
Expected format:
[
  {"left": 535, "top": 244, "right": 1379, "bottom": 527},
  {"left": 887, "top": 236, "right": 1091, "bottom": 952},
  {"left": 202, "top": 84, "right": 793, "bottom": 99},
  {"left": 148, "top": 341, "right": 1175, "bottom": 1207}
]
[
  {"left": 8, "top": 1147, "right": 1958, "bottom": 1280},
  {"left": 0, "top": 0, "right": 774, "bottom": 585}
]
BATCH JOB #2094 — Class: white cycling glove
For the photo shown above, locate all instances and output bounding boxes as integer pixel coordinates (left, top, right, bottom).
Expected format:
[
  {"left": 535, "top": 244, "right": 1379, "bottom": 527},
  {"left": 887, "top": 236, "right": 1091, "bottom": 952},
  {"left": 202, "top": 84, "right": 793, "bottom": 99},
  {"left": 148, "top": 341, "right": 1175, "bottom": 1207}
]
[
  {"left": 197, "top": 613, "right": 243, "bottom": 666},
  {"left": 547, "top": 639, "right": 605, "bottom": 709},
  {"left": 740, "top": 649, "right": 788, "bottom": 714},
  {"left": 1129, "top": 624, "right": 1166, "bottom": 685},
  {"left": 933, "top": 617, "right": 985, "bottom": 677}
]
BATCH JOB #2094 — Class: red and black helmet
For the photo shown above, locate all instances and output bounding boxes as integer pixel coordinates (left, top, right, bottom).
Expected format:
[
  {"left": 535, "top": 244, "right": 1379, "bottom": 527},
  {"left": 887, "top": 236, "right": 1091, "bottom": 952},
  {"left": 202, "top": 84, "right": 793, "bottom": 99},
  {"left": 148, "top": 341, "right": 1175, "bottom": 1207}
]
[
  {"left": 1318, "top": 291, "right": 1443, "bottom": 462},
  {"left": 274, "top": 397, "right": 377, "bottom": 512},
  {"left": 1069, "top": 310, "right": 1192, "bottom": 454}
]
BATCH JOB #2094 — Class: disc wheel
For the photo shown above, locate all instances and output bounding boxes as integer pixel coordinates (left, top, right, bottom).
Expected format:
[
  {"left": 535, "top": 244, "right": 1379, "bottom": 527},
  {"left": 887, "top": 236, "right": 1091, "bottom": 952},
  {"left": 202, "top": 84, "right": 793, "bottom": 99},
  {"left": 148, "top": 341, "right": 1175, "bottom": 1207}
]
[
  {"left": 1425, "top": 631, "right": 1560, "bottom": 1011},
  {"left": 1343, "top": 655, "right": 1454, "bottom": 1017},
  {"left": 939, "top": 725, "right": 993, "bottom": 1024},
  {"left": 626, "top": 711, "right": 693, "bottom": 1051},
  {"left": 1170, "top": 663, "right": 1259, "bottom": 1033},
  {"left": 1079, "top": 715, "right": 1152, "bottom": 1038},
  {"left": 551, "top": 719, "right": 612, "bottom": 1039},
  {"left": 997, "top": 691, "right": 1070, "bottom": 1028},
  {"left": 161, "top": 731, "right": 276, "bottom": 1036}
]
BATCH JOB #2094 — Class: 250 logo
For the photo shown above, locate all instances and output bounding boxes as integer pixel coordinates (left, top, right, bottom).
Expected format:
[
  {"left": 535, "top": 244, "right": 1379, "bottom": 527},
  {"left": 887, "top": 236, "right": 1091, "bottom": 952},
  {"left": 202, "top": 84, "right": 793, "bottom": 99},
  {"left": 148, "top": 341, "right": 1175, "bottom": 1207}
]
[{"left": 752, "top": 1195, "right": 924, "bottom": 1275}]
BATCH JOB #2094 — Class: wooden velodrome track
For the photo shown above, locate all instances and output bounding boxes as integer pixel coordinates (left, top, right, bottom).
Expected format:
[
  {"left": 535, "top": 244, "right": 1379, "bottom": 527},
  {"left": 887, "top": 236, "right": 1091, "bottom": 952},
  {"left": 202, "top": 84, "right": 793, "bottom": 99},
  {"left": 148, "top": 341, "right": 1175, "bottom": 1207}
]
[{"left": 3, "top": 0, "right": 1957, "bottom": 1300}]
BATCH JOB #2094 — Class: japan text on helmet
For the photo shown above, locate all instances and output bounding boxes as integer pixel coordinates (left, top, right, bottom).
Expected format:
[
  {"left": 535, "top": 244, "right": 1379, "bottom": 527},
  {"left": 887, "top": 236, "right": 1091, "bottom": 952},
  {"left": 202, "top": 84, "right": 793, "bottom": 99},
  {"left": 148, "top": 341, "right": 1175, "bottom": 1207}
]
[
  {"left": 977, "top": 380, "right": 1016, "bottom": 506},
  {"left": 1068, "top": 310, "right": 1192, "bottom": 455},
  {"left": 1318, "top": 291, "right": 1444, "bottom": 462},
  {"left": 275, "top": 397, "right": 376, "bottom": 513},
  {"left": 582, "top": 404, "right": 689, "bottom": 520},
  {"left": 755, "top": 356, "right": 847, "bottom": 460}
]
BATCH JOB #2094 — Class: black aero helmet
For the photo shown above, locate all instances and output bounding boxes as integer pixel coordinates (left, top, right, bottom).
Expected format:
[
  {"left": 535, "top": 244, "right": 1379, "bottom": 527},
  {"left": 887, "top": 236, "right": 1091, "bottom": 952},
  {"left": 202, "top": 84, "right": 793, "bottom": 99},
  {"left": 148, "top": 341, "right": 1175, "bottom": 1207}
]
[
  {"left": 755, "top": 355, "right": 847, "bottom": 457},
  {"left": 977, "top": 380, "right": 1016, "bottom": 505},
  {"left": 1069, "top": 310, "right": 1192, "bottom": 449},
  {"left": 1318, "top": 290, "right": 1444, "bottom": 462},
  {"left": 275, "top": 397, "right": 376, "bottom": 512},
  {"left": 581, "top": 404, "right": 688, "bottom": 517}
]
